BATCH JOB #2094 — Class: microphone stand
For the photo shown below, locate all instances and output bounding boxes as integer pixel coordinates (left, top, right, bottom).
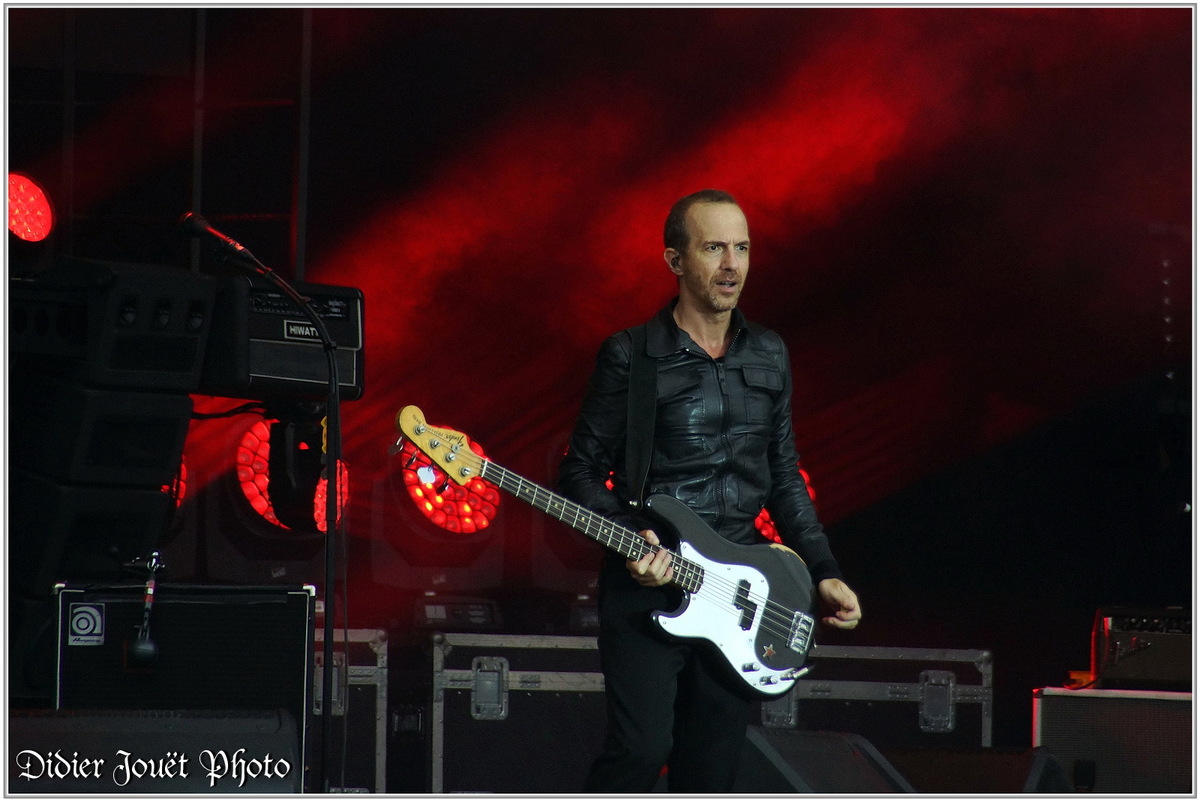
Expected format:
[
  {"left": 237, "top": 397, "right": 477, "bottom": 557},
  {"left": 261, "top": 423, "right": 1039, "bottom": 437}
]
[{"left": 206, "top": 238, "right": 342, "bottom": 794}]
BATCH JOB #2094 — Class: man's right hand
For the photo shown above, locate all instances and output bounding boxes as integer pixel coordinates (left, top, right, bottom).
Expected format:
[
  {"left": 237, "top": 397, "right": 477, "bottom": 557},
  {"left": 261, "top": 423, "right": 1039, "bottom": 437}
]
[{"left": 627, "top": 529, "right": 673, "bottom": 587}]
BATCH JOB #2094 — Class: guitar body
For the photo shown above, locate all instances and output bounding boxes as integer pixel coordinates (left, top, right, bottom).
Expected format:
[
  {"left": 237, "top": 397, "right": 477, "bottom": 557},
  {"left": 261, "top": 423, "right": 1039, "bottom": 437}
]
[{"left": 642, "top": 494, "right": 816, "bottom": 694}]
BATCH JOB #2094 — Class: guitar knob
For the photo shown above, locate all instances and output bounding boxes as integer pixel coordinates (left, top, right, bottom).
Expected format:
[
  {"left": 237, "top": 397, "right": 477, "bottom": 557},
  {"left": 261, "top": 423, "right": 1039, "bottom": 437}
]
[{"left": 742, "top": 663, "right": 760, "bottom": 673}]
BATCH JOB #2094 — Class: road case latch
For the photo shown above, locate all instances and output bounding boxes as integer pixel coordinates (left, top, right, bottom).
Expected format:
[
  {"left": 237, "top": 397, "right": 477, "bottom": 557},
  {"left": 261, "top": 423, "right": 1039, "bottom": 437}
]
[
  {"left": 918, "top": 669, "right": 956, "bottom": 733},
  {"left": 761, "top": 685, "right": 800, "bottom": 728},
  {"left": 313, "top": 650, "right": 347, "bottom": 717},
  {"left": 470, "top": 656, "right": 509, "bottom": 720}
]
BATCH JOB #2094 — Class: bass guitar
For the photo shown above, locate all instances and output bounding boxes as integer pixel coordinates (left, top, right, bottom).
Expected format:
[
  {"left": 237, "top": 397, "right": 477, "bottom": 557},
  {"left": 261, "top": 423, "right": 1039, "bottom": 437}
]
[{"left": 395, "top": 404, "right": 817, "bottom": 695}]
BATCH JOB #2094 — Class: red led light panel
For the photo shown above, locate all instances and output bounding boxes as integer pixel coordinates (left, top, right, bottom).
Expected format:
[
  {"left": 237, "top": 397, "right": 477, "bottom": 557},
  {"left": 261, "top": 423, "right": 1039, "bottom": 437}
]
[
  {"left": 8, "top": 173, "right": 53, "bottom": 242},
  {"left": 397, "top": 437, "right": 501, "bottom": 534}
]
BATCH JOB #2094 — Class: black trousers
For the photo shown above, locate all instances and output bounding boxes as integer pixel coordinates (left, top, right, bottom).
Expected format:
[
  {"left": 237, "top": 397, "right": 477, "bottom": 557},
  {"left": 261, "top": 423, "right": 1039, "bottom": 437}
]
[{"left": 584, "top": 565, "right": 754, "bottom": 793}]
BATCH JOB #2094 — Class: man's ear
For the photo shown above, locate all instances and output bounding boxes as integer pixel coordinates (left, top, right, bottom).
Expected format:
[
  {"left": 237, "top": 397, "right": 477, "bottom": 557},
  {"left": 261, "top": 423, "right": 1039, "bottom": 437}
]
[{"left": 664, "top": 249, "right": 683, "bottom": 275}]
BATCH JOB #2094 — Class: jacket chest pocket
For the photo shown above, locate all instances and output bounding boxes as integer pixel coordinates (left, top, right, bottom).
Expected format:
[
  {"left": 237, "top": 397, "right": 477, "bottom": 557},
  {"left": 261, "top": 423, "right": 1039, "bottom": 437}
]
[
  {"left": 740, "top": 365, "right": 783, "bottom": 424},
  {"left": 655, "top": 370, "right": 706, "bottom": 435}
]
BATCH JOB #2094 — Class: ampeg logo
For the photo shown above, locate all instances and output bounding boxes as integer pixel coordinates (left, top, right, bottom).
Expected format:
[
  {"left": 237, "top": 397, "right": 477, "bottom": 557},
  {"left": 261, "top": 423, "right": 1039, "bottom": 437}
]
[
  {"left": 68, "top": 603, "right": 105, "bottom": 645},
  {"left": 283, "top": 320, "right": 320, "bottom": 343}
]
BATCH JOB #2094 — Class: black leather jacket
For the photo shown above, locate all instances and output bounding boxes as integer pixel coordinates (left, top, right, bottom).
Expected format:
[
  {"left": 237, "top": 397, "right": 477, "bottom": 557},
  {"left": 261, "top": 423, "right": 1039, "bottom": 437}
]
[{"left": 559, "top": 299, "right": 842, "bottom": 583}]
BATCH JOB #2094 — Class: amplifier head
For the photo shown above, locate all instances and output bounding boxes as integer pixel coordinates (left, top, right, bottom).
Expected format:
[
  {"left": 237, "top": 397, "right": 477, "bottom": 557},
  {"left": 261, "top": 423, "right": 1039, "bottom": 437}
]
[
  {"left": 1090, "top": 606, "right": 1191, "bottom": 691},
  {"left": 200, "top": 276, "right": 364, "bottom": 401}
]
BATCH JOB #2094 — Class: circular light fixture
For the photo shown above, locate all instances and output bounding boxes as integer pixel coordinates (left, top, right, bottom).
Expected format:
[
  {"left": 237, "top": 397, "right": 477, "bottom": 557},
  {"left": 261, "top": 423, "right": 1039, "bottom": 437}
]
[
  {"left": 8, "top": 173, "right": 54, "bottom": 242},
  {"left": 237, "top": 417, "right": 349, "bottom": 532},
  {"left": 397, "top": 437, "right": 500, "bottom": 534}
]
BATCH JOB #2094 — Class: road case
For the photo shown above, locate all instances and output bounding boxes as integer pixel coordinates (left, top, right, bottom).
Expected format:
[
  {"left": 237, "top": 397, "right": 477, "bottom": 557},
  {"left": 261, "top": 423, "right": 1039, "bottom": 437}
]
[
  {"left": 389, "top": 632, "right": 605, "bottom": 793},
  {"left": 761, "top": 644, "right": 995, "bottom": 748},
  {"left": 310, "top": 628, "right": 388, "bottom": 793}
]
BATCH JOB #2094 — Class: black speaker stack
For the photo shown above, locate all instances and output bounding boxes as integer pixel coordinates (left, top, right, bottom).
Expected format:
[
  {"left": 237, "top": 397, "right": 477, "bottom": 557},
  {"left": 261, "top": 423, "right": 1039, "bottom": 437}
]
[
  {"left": 8, "top": 256, "right": 364, "bottom": 793},
  {"left": 10, "top": 258, "right": 217, "bottom": 703},
  {"left": 9, "top": 258, "right": 363, "bottom": 701}
]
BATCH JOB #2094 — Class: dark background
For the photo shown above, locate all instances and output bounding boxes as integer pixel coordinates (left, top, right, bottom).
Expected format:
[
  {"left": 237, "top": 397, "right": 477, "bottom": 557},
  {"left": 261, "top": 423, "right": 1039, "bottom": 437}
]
[{"left": 8, "top": 7, "right": 1192, "bottom": 750}]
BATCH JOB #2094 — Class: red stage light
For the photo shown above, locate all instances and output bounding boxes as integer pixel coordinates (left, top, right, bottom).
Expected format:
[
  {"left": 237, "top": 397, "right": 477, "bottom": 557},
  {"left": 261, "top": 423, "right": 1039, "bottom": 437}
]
[
  {"left": 754, "top": 466, "right": 818, "bottom": 544},
  {"left": 8, "top": 173, "right": 53, "bottom": 242},
  {"left": 314, "top": 459, "right": 349, "bottom": 533},
  {"left": 238, "top": 418, "right": 284, "bottom": 526},
  {"left": 237, "top": 417, "right": 350, "bottom": 532},
  {"left": 164, "top": 458, "right": 188, "bottom": 508},
  {"left": 397, "top": 437, "right": 501, "bottom": 534},
  {"left": 755, "top": 508, "right": 783, "bottom": 545}
]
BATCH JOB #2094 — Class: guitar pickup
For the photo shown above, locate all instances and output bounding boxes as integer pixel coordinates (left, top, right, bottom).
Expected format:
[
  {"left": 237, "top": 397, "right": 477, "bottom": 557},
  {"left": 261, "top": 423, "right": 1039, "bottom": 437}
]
[
  {"left": 788, "top": 612, "right": 815, "bottom": 654},
  {"left": 734, "top": 580, "right": 757, "bottom": 631}
]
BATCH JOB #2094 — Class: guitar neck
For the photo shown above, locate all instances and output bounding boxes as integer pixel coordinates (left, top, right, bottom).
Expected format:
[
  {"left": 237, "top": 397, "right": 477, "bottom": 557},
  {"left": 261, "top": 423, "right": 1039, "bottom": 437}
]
[{"left": 478, "top": 460, "right": 697, "bottom": 583}]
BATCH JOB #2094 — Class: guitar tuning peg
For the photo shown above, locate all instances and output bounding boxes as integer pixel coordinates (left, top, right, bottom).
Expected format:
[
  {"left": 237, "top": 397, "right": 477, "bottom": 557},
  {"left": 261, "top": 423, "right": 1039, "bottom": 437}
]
[
  {"left": 405, "top": 452, "right": 420, "bottom": 468},
  {"left": 438, "top": 477, "right": 451, "bottom": 493},
  {"left": 387, "top": 436, "right": 407, "bottom": 456}
]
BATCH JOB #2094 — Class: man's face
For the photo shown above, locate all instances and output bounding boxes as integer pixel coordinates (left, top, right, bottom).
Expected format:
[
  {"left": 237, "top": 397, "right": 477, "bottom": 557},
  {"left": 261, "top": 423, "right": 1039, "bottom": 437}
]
[{"left": 670, "top": 202, "right": 750, "bottom": 314}]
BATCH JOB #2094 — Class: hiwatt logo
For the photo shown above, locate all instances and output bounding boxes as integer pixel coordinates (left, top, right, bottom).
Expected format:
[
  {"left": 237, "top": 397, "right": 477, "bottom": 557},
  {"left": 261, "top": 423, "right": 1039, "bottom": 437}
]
[
  {"left": 68, "top": 604, "right": 105, "bottom": 646},
  {"left": 283, "top": 320, "right": 321, "bottom": 343}
]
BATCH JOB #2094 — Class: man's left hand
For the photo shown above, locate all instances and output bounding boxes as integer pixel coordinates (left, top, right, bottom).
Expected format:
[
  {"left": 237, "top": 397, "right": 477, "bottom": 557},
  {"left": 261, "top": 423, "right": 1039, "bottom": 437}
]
[{"left": 817, "top": 578, "right": 862, "bottom": 630}]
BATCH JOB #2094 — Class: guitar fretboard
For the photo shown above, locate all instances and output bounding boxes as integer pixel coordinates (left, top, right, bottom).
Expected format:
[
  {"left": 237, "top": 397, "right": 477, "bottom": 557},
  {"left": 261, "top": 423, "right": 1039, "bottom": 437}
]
[{"left": 478, "top": 460, "right": 702, "bottom": 593}]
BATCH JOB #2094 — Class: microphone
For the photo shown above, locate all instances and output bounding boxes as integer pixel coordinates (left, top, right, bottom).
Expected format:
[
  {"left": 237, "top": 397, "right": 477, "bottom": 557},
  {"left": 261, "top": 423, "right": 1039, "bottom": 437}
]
[
  {"left": 179, "top": 211, "right": 258, "bottom": 266},
  {"left": 127, "top": 551, "right": 164, "bottom": 668}
]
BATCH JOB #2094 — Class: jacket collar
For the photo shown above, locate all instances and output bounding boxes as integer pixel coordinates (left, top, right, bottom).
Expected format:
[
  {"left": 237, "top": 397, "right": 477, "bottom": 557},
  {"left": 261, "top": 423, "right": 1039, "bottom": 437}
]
[{"left": 644, "top": 297, "right": 749, "bottom": 358}]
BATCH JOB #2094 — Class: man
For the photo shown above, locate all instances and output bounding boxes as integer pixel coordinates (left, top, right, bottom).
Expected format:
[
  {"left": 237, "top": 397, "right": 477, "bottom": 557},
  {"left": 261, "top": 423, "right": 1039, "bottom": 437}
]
[{"left": 558, "top": 189, "right": 862, "bottom": 793}]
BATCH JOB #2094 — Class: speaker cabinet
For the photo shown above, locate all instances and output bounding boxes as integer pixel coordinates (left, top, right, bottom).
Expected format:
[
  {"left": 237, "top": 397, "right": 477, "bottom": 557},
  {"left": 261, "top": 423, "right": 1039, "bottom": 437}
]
[
  {"left": 9, "top": 375, "right": 193, "bottom": 486},
  {"left": 733, "top": 727, "right": 915, "bottom": 793},
  {"left": 881, "top": 746, "right": 1071, "bottom": 793},
  {"left": 1033, "top": 687, "right": 1192, "bottom": 793},
  {"left": 53, "top": 583, "right": 315, "bottom": 767},
  {"left": 10, "top": 595, "right": 60, "bottom": 702},
  {"left": 9, "top": 472, "right": 174, "bottom": 599},
  {"left": 9, "top": 709, "right": 301, "bottom": 793},
  {"left": 10, "top": 257, "right": 218, "bottom": 392}
]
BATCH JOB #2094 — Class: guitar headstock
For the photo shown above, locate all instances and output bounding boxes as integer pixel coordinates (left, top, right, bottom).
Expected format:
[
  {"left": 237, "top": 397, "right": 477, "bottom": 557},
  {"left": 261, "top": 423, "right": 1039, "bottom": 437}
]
[{"left": 395, "top": 405, "right": 481, "bottom": 486}]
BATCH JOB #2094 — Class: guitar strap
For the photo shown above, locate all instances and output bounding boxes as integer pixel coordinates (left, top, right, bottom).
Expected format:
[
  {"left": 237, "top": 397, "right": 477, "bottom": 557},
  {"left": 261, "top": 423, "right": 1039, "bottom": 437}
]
[{"left": 625, "top": 323, "right": 657, "bottom": 510}]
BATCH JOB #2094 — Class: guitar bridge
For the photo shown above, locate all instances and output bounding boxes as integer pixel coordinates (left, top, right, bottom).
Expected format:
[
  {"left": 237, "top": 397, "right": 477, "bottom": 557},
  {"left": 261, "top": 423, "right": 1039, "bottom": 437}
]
[{"left": 788, "top": 611, "right": 815, "bottom": 654}]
